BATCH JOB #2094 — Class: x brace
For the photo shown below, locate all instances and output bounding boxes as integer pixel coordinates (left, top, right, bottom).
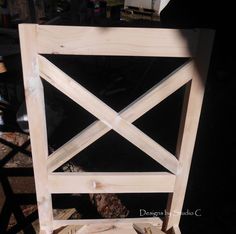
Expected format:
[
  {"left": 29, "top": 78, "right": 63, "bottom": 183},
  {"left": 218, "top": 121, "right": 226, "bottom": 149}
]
[{"left": 38, "top": 55, "right": 193, "bottom": 174}]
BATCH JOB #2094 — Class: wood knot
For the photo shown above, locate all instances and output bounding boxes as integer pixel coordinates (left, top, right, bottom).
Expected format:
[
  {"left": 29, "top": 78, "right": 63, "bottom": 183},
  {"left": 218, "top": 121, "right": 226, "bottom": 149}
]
[
  {"left": 92, "top": 180, "right": 97, "bottom": 189},
  {"left": 92, "top": 181, "right": 103, "bottom": 189}
]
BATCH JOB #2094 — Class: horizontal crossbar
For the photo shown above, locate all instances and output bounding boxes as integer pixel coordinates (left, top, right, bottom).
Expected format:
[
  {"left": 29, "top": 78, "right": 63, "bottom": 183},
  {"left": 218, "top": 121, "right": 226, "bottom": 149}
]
[
  {"left": 52, "top": 217, "right": 163, "bottom": 230},
  {"left": 37, "top": 25, "right": 199, "bottom": 57},
  {"left": 75, "top": 223, "right": 137, "bottom": 234},
  {"left": 48, "top": 172, "right": 176, "bottom": 194}
]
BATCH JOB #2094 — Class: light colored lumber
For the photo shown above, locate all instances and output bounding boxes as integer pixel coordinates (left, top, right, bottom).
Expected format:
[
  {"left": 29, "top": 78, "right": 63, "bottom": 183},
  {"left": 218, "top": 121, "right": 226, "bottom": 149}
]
[
  {"left": 163, "top": 29, "right": 215, "bottom": 231},
  {"left": 47, "top": 121, "right": 108, "bottom": 172},
  {"left": 37, "top": 26, "right": 198, "bottom": 57},
  {"left": 54, "top": 208, "right": 76, "bottom": 220},
  {"left": 53, "top": 217, "right": 163, "bottom": 230},
  {"left": 119, "top": 60, "right": 193, "bottom": 123},
  {"left": 155, "top": 0, "right": 171, "bottom": 14},
  {"left": 57, "top": 225, "right": 83, "bottom": 234},
  {"left": 125, "top": 0, "right": 153, "bottom": 9},
  {"left": 38, "top": 55, "right": 179, "bottom": 174},
  {"left": 48, "top": 172, "right": 176, "bottom": 193},
  {"left": 39, "top": 231, "right": 48, "bottom": 234},
  {"left": 76, "top": 223, "right": 137, "bottom": 234},
  {"left": 171, "top": 226, "right": 181, "bottom": 234},
  {"left": 47, "top": 60, "right": 193, "bottom": 172},
  {"left": 125, "top": 0, "right": 171, "bottom": 15},
  {"left": 34, "top": 208, "right": 76, "bottom": 233},
  {"left": 19, "top": 25, "right": 214, "bottom": 234},
  {"left": 19, "top": 24, "right": 53, "bottom": 233},
  {"left": 133, "top": 223, "right": 165, "bottom": 234}
]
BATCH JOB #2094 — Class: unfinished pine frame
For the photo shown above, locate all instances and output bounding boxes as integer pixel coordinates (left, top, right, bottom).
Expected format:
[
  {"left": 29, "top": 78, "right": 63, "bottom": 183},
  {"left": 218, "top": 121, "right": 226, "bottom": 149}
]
[{"left": 19, "top": 24, "right": 214, "bottom": 234}]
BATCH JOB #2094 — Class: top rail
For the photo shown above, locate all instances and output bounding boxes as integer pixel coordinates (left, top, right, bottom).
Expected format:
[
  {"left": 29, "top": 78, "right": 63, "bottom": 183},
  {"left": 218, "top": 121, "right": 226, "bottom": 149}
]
[{"left": 35, "top": 25, "right": 199, "bottom": 57}]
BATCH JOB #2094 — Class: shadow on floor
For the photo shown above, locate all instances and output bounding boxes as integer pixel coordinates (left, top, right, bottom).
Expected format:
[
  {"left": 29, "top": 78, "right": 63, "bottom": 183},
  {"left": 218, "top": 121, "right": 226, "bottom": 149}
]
[{"left": 0, "top": 134, "right": 38, "bottom": 234}]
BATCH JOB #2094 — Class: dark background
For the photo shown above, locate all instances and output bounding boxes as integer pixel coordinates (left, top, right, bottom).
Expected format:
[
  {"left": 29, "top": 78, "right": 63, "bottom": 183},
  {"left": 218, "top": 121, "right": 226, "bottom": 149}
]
[{"left": 161, "top": 0, "right": 236, "bottom": 233}]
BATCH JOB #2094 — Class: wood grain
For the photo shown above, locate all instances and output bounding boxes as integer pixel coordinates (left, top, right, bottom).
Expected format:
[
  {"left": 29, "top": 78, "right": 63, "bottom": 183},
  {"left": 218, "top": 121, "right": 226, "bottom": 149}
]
[{"left": 37, "top": 26, "right": 198, "bottom": 57}]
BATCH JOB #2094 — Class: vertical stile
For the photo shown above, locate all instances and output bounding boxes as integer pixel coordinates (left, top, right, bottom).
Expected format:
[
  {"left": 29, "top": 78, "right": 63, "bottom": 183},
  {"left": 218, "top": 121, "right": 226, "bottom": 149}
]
[{"left": 19, "top": 24, "right": 54, "bottom": 233}]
